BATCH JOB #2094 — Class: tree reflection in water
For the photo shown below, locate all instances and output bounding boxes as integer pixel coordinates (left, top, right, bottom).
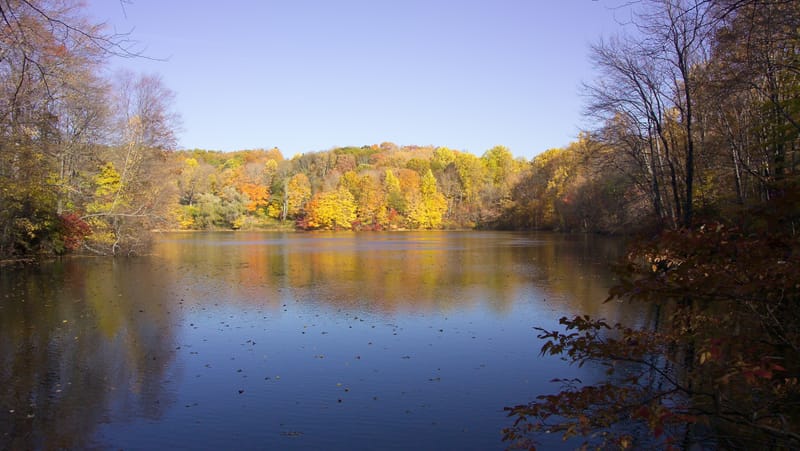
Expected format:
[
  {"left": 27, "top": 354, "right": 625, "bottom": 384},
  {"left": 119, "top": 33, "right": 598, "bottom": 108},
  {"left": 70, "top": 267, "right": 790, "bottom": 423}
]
[
  {"left": 0, "top": 232, "right": 640, "bottom": 450},
  {"left": 0, "top": 258, "right": 177, "bottom": 450}
]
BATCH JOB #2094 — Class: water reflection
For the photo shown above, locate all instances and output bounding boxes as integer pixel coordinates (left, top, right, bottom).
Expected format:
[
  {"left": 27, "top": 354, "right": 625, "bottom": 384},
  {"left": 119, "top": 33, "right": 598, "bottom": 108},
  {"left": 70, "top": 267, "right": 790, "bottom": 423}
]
[
  {"left": 155, "top": 231, "right": 628, "bottom": 319},
  {"left": 0, "top": 232, "right": 636, "bottom": 450},
  {"left": 0, "top": 259, "right": 177, "bottom": 449}
]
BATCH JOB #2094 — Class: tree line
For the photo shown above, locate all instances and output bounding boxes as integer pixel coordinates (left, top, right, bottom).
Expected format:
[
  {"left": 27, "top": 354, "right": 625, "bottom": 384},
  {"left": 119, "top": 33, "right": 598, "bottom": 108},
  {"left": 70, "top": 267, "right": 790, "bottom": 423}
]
[
  {"left": 4, "top": 0, "right": 796, "bottom": 260},
  {"left": 169, "top": 143, "right": 525, "bottom": 232}
]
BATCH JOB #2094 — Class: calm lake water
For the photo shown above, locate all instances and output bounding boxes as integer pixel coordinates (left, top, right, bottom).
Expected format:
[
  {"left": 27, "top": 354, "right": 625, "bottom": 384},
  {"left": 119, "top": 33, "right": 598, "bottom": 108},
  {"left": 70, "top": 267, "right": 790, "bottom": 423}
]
[{"left": 0, "top": 231, "right": 642, "bottom": 450}]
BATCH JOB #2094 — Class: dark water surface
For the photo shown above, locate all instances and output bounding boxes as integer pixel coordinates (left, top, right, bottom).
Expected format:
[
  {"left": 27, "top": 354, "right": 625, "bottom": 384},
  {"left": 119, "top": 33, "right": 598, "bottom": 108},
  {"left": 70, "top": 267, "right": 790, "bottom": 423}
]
[{"left": 0, "top": 231, "right": 641, "bottom": 450}]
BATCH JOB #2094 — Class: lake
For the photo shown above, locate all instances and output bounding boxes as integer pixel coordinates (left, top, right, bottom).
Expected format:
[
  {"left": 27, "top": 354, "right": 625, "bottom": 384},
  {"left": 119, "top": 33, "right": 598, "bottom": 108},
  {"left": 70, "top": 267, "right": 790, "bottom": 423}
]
[{"left": 0, "top": 231, "right": 642, "bottom": 450}]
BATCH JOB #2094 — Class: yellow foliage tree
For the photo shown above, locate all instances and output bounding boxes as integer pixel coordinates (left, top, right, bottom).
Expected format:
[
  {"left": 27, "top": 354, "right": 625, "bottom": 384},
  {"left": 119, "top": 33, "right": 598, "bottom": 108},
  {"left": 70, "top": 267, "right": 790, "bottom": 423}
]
[
  {"left": 383, "top": 169, "right": 405, "bottom": 215},
  {"left": 340, "top": 171, "right": 388, "bottom": 229},
  {"left": 408, "top": 169, "right": 447, "bottom": 229},
  {"left": 305, "top": 186, "right": 356, "bottom": 230},
  {"left": 83, "top": 162, "right": 128, "bottom": 252},
  {"left": 286, "top": 173, "right": 312, "bottom": 218}
]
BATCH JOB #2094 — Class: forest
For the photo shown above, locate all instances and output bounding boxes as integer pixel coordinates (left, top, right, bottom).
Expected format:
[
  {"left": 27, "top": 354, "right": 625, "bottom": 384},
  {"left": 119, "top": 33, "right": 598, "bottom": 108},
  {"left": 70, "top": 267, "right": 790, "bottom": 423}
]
[
  {"left": 1, "top": 0, "right": 796, "bottom": 258},
  {"left": 0, "top": 0, "right": 799, "bottom": 448}
]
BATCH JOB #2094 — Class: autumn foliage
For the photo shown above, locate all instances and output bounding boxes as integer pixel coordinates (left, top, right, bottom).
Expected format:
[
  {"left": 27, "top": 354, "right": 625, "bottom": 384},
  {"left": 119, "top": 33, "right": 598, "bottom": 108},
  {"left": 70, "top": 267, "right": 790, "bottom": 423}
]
[
  {"left": 55, "top": 213, "right": 92, "bottom": 254},
  {"left": 504, "top": 184, "right": 800, "bottom": 449},
  {"left": 170, "top": 145, "right": 518, "bottom": 232}
]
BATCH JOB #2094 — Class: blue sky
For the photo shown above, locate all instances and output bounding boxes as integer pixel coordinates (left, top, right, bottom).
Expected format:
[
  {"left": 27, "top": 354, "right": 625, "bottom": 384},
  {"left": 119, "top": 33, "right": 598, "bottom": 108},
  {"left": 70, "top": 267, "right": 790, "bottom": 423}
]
[{"left": 87, "top": 1, "right": 631, "bottom": 159}]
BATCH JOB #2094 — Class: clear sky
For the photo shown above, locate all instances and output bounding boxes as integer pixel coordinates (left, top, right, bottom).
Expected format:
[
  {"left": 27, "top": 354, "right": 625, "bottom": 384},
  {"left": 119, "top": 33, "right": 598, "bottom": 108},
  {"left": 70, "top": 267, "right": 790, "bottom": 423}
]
[{"left": 87, "top": 1, "right": 631, "bottom": 159}]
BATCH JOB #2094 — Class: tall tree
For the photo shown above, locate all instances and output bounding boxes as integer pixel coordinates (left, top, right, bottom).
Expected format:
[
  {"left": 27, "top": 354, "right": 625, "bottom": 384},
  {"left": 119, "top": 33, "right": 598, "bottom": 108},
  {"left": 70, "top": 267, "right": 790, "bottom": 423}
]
[
  {"left": 407, "top": 169, "right": 447, "bottom": 229},
  {"left": 82, "top": 72, "right": 180, "bottom": 255},
  {"left": 586, "top": 35, "right": 680, "bottom": 224},
  {"left": 285, "top": 172, "right": 311, "bottom": 220},
  {"left": 707, "top": 0, "right": 800, "bottom": 199},
  {"left": 0, "top": 0, "right": 125, "bottom": 256},
  {"left": 585, "top": 0, "right": 712, "bottom": 227},
  {"left": 641, "top": 0, "right": 712, "bottom": 226}
]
